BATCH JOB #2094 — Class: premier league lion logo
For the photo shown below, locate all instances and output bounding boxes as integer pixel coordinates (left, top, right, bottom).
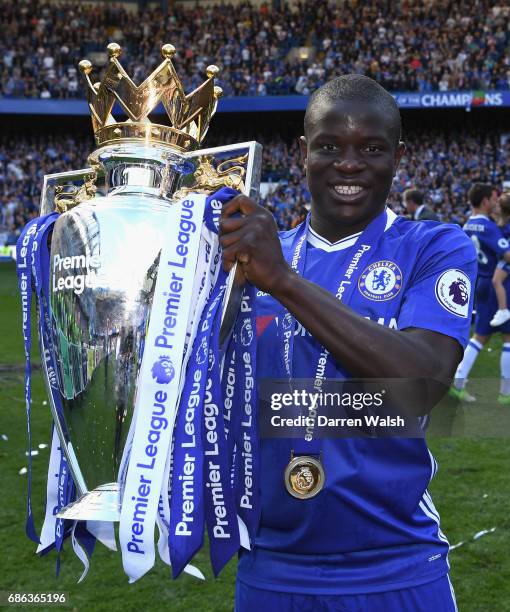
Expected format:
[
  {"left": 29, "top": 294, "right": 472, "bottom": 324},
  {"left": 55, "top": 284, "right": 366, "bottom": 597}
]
[
  {"left": 196, "top": 337, "right": 208, "bottom": 365},
  {"left": 282, "top": 312, "right": 293, "bottom": 330},
  {"left": 151, "top": 355, "right": 175, "bottom": 384},
  {"left": 449, "top": 278, "right": 469, "bottom": 306},
  {"left": 240, "top": 319, "right": 254, "bottom": 346},
  {"left": 435, "top": 269, "right": 471, "bottom": 318}
]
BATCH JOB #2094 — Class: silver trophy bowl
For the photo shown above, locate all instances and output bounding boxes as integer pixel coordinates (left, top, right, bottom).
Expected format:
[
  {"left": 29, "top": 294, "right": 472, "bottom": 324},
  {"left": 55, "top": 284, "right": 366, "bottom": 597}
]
[{"left": 41, "top": 141, "right": 261, "bottom": 521}]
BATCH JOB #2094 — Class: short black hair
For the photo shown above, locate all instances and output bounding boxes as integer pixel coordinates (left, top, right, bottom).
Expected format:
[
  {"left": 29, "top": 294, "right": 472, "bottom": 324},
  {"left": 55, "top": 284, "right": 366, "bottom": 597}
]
[
  {"left": 403, "top": 188, "right": 423, "bottom": 206},
  {"left": 468, "top": 182, "right": 494, "bottom": 208},
  {"left": 304, "top": 74, "right": 402, "bottom": 146}
]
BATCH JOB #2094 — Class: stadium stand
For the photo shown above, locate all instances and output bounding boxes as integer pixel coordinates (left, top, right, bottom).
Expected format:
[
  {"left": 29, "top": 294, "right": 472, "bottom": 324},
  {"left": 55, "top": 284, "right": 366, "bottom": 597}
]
[
  {"left": 0, "top": 0, "right": 509, "bottom": 241},
  {"left": 1, "top": 123, "right": 509, "bottom": 239},
  {"left": 0, "top": 0, "right": 509, "bottom": 99}
]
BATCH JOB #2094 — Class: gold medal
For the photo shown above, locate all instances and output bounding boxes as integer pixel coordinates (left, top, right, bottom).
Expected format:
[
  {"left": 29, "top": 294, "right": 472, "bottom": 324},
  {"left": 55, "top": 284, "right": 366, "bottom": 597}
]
[{"left": 284, "top": 455, "right": 325, "bottom": 499}]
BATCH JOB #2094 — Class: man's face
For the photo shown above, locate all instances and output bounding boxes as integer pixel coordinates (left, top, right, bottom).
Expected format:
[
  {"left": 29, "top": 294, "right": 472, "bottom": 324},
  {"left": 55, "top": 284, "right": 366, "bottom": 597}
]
[
  {"left": 403, "top": 197, "right": 416, "bottom": 214},
  {"left": 300, "top": 100, "right": 404, "bottom": 231}
]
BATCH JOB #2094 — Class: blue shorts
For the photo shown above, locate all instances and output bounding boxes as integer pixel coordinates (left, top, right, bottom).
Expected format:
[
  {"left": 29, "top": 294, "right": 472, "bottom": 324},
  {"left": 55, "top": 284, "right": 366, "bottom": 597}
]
[
  {"left": 235, "top": 575, "right": 457, "bottom": 612},
  {"left": 474, "top": 276, "right": 510, "bottom": 335}
]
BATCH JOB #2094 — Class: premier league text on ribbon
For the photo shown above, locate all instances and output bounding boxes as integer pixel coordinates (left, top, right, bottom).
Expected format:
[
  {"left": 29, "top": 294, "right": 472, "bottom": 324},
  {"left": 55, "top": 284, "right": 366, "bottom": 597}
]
[
  {"left": 127, "top": 388, "right": 169, "bottom": 555},
  {"left": 238, "top": 298, "right": 255, "bottom": 512},
  {"left": 17, "top": 222, "right": 37, "bottom": 345},
  {"left": 155, "top": 200, "right": 197, "bottom": 351},
  {"left": 125, "top": 198, "right": 200, "bottom": 558},
  {"left": 203, "top": 376, "right": 231, "bottom": 540},
  {"left": 173, "top": 368, "right": 201, "bottom": 538}
]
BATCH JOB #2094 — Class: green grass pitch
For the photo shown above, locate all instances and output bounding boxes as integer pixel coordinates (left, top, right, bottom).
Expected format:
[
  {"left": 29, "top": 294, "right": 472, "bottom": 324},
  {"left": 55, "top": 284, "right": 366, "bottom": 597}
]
[{"left": 0, "top": 262, "right": 508, "bottom": 611}]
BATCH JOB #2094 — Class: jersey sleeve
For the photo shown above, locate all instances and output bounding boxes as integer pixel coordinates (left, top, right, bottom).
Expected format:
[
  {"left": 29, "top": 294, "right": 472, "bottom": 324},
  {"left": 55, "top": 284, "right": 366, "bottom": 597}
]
[
  {"left": 486, "top": 223, "right": 510, "bottom": 258},
  {"left": 397, "top": 225, "right": 478, "bottom": 348}
]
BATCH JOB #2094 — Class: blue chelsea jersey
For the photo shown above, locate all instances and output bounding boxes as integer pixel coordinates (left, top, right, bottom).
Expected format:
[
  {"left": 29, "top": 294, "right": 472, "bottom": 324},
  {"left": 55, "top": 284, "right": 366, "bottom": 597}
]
[
  {"left": 463, "top": 214, "right": 509, "bottom": 278},
  {"left": 502, "top": 222, "right": 510, "bottom": 241},
  {"left": 237, "top": 211, "right": 478, "bottom": 595}
]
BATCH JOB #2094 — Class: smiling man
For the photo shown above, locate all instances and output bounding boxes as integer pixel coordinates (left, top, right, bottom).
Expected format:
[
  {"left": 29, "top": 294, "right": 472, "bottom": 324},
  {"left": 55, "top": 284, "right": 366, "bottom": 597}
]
[{"left": 220, "top": 75, "right": 477, "bottom": 611}]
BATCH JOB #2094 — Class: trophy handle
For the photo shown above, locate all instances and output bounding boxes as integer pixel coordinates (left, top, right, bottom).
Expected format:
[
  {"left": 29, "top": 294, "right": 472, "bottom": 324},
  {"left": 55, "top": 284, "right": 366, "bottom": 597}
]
[{"left": 179, "top": 141, "right": 263, "bottom": 347}]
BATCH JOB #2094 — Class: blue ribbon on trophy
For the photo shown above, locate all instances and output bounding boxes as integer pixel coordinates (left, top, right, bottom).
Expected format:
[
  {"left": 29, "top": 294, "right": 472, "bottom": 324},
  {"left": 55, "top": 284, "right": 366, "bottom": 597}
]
[
  {"left": 16, "top": 216, "right": 46, "bottom": 545},
  {"left": 16, "top": 212, "right": 86, "bottom": 576},
  {"left": 168, "top": 189, "right": 259, "bottom": 578},
  {"left": 231, "top": 288, "right": 260, "bottom": 541}
]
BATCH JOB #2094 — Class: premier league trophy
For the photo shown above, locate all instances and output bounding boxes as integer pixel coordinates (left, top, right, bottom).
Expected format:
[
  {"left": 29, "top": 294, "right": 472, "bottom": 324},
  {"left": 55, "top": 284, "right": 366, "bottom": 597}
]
[{"left": 32, "top": 39, "right": 261, "bottom": 550}]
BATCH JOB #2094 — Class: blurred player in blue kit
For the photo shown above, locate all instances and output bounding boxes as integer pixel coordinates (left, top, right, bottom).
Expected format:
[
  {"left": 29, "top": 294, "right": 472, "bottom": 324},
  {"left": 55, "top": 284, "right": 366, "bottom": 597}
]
[
  {"left": 220, "top": 75, "right": 477, "bottom": 611},
  {"left": 451, "top": 185, "right": 510, "bottom": 403},
  {"left": 488, "top": 193, "right": 510, "bottom": 331}
]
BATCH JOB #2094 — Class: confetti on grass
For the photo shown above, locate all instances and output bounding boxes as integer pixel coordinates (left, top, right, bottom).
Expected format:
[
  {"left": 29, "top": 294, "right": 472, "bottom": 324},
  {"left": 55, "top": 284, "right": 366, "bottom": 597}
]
[{"left": 450, "top": 527, "right": 497, "bottom": 550}]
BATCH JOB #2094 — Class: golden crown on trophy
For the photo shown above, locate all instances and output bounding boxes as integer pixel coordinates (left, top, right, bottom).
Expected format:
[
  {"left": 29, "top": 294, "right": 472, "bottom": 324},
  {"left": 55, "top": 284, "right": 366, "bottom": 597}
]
[{"left": 79, "top": 43, "right": 222, "bottom": 150}]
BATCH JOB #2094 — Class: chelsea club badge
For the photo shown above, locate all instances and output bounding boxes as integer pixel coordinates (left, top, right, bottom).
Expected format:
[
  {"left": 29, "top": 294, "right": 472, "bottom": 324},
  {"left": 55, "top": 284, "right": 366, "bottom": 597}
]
[{"left": 358, "top": 260, "right": 403, "bottom": 301}]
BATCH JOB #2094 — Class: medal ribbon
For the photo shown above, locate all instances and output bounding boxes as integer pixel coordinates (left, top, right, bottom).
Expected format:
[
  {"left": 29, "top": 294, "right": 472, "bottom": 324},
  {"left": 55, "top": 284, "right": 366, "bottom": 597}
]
[{"left": 277, "top": 209, "right": 388, "bottom": 454}]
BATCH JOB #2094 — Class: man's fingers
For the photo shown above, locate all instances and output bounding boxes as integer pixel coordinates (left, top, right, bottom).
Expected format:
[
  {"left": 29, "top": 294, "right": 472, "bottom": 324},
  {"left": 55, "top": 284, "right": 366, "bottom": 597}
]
[
  {"left": 219, "top": 227, "right": 246, "bottom": 249},
  {"left": 221, "top": 243, "right": 239, "bottom": 271},
  {"left": 221, "top": 243, "right": 251, "bottom": 271},
  {"left": 219, "top": 215, "right": 246, "bottom": 235},
  {"left": 221, "top": 194, "right": 258, "bottom": 218}
]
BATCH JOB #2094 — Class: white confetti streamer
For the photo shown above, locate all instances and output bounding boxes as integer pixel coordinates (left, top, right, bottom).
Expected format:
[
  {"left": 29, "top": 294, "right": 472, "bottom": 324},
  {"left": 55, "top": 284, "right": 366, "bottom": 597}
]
[
  {"left": 473, "top": 527, "right": 496, "bottom": 540},
  {"left": 450, "top": 526, "right": 497, "bottom": 551}
]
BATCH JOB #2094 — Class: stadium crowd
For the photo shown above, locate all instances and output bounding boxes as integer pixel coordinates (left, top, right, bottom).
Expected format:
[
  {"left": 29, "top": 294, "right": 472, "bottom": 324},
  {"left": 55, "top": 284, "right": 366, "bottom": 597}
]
[
  {"left": 1, "top": 0, "right": 509, "bottom": 99},
  {"left": 1, "top": 127, "right": 508, "bottom": 242}
]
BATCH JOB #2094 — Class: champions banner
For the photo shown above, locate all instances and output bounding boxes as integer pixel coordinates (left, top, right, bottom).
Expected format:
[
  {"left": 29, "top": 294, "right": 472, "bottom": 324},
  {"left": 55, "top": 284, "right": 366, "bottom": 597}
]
[{"left": 392, "top": 90, "right": 508, "bottom": 109}]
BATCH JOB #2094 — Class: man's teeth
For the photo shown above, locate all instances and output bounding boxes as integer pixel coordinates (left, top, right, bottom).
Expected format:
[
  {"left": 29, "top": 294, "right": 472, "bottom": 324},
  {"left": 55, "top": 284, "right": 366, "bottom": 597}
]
[{"left": 334, "top": 185, "right": 364, "bottom": 195}]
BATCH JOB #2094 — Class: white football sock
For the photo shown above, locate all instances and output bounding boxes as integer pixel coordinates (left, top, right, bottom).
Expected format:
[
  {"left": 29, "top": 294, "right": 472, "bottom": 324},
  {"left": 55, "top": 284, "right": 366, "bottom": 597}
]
[
  {"left": 500, "top": 343, "right": 510, "bottom": 395},
  {"left": 454, "top": 338, "right": 483, "bottom": 389}
]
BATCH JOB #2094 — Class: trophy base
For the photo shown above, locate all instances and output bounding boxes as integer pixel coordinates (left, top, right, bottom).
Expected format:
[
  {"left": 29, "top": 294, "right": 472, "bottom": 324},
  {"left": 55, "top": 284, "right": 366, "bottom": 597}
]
[{"left": 56, "top": 483, "right": 120, "bottom": 522}]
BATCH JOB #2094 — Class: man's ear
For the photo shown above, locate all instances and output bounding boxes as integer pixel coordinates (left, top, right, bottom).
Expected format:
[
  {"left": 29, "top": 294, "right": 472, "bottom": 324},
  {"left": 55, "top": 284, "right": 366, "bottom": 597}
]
[{"left": 299, "top": 135, "right": 307, "bottom": 170}]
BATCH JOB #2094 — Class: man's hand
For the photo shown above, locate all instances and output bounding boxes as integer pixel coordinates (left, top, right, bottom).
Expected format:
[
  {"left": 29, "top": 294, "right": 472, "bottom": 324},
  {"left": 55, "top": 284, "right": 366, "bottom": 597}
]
[{"left": 220, "top": 195, "right": 294, "bottom": 294}]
